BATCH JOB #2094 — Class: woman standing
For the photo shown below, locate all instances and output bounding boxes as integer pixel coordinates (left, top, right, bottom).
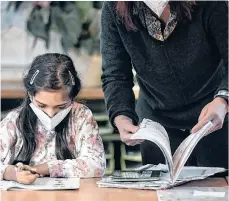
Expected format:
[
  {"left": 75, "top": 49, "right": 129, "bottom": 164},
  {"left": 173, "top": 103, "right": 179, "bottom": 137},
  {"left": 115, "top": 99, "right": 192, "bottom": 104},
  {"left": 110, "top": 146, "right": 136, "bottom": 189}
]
[{"left": 101, "top": 1, "right": 228, "bottom": 168}]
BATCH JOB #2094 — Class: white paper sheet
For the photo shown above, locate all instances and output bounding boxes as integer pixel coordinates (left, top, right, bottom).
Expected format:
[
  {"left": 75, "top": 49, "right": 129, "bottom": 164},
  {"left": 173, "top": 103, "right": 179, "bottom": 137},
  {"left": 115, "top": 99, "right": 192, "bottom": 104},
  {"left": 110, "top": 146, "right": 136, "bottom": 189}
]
[{"left": 0, "top": 177, "right": 80, "bottom": 190}]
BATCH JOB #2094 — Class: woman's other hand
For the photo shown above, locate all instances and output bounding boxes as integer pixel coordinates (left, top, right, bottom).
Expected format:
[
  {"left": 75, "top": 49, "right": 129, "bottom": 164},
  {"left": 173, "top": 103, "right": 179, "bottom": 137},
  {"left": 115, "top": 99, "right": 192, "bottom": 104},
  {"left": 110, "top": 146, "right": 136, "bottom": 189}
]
[{"left": 192, "top": 97, "right": 228, "bottom": 135}]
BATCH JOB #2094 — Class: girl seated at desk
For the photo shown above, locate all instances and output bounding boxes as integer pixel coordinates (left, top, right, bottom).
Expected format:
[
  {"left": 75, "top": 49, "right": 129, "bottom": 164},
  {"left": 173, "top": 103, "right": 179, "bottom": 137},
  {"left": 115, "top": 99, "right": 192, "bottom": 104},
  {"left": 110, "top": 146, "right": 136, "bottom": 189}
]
[{"left": 0, "top": 53, "right": 106, "bottom": 184}]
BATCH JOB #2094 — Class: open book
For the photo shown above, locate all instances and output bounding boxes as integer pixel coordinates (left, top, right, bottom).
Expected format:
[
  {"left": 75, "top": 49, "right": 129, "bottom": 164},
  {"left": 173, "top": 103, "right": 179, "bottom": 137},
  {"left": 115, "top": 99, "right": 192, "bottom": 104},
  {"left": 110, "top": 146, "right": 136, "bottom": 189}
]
[
  {"left": 130, "top": 119, "right": 213, "bottom": 184},
  {"left": 0, "top": 177, "right": 80, "bottom": 191},
  {"left": 97, "top": 164, "right": 226, "bottom": 190}
]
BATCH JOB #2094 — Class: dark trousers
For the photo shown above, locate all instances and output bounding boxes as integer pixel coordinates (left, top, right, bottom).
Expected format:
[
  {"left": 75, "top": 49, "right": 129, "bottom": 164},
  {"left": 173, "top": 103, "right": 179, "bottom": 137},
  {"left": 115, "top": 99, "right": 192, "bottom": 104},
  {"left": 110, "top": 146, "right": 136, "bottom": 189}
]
[{"left": 140, "top": 122, "right": 228, "bottom": 170}]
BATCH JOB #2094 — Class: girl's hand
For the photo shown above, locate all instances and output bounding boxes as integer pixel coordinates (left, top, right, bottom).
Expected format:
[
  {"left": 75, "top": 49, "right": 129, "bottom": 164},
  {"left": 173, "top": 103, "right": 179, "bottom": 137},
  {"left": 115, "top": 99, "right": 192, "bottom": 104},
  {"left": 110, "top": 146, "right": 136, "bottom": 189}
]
[{"left": 16, "top": 170, "right": 39, "bottom": 185}]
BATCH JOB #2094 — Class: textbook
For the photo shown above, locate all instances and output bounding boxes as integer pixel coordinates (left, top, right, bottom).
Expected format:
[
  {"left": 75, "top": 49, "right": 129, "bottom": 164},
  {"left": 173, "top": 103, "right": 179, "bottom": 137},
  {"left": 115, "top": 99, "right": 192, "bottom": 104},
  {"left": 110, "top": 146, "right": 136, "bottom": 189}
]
[
  {"left": 97, "top": 164, "right": 226, "bottom": 190},
  {"left": 97, "top": 119, "right": 226, "bottom": 190},
  {"left": 0, "top": 177, "right": 80, "bottom": 191},
  {"left": 130, "top": 119, "right": 214, "bottom": 183}
]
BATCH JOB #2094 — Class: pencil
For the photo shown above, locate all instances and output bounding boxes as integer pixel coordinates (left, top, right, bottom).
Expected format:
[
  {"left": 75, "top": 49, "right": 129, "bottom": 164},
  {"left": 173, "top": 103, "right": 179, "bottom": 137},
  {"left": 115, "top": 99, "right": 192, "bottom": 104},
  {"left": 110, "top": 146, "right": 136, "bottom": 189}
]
[{"left": 22, "top": 167, "right": 41, "bottom": 176}]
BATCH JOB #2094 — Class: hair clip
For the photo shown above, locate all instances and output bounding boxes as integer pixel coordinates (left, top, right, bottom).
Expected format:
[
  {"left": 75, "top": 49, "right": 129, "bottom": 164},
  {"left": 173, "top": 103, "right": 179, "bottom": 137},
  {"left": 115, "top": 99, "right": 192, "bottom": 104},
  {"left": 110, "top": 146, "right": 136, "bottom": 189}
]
[
  {"left": 68, "top": 71, "right": 75, "bottom": 86},
  {"left": 30, "top": 70, "right": 39, "bottom": 85}
]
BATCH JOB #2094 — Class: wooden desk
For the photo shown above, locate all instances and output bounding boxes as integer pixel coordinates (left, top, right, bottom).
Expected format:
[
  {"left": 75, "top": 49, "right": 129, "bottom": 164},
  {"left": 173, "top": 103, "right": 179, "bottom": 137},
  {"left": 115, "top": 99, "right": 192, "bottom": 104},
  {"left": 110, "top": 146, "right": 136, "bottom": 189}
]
[{"left": 1, "top": 178, "right": 227, "bottom": 201}]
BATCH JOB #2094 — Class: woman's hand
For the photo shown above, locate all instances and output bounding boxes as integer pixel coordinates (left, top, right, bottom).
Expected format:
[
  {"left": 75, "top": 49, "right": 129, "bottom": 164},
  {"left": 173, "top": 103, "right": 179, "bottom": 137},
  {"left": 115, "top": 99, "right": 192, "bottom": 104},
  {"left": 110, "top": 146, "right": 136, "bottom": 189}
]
[
  {"left": 192, "top": 97, "right": 228, "bottom": 135},
  {"left": 114, "top": 115, "right": 143, "bottom": 146}
]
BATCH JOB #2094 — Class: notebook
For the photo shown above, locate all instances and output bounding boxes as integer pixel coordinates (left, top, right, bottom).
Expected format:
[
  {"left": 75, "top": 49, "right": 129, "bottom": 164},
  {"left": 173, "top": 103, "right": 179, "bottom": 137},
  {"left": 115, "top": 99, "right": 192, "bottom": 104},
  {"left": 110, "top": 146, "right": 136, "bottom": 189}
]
[{"left": 0, "top": 177, "right": 80, "bottom": 191}]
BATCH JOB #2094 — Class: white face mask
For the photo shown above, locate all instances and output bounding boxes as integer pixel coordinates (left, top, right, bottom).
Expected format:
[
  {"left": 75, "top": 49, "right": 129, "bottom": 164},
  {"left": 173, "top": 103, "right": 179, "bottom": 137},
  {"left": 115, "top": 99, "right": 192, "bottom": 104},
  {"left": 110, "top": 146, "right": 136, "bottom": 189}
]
[
  {"left": 143, "top": 1, "right": 168, "bottom": 17},
  {"left": 29, "top": 102, "right": 72, "bottom": 131}
]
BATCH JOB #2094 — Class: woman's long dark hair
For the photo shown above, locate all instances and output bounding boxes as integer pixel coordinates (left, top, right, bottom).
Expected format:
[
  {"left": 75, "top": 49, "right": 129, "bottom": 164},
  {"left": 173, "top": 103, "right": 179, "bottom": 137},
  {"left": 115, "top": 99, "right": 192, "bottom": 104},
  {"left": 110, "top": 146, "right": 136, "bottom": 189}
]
[
  {"left": 14, "top": 53, "right": 81, "bottom": 164},
  {"left": 116, "top": 1, "right": 196, "bottom": 31}
]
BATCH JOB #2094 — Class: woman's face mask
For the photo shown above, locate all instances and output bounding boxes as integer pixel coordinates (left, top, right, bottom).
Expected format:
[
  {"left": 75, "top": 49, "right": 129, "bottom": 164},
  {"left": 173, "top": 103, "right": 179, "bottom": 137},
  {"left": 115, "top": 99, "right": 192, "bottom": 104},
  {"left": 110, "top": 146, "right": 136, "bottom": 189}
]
[{"left": 143, "top": 1, "right": 168, "bottom": 17}]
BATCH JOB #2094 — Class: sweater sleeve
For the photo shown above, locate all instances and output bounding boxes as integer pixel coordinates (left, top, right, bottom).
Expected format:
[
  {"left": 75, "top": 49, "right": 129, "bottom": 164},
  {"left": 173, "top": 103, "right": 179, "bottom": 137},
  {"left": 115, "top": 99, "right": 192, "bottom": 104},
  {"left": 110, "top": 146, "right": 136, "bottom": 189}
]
[
  {"left": 100, "top": 2, "right": 139, "bottom": 127},
  {"left": 207, "top": 1, "right": 228, "bottom": 94}
]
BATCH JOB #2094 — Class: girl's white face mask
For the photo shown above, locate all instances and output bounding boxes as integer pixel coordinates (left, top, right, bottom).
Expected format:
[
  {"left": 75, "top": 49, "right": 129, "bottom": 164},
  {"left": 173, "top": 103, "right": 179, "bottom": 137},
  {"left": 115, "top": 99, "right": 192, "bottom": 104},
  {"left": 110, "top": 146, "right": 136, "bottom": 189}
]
[
  {"left": 29, "top": 102, "right": 72, "bottom": 131},
  {"left": 143, "top": 1, "right": 168, "bottom": 17}
]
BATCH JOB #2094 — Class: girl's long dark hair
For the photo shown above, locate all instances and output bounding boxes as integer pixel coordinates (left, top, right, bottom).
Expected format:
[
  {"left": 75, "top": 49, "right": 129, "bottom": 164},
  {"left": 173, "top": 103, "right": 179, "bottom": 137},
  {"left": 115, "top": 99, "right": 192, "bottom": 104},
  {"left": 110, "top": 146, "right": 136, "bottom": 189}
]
[
  {"left": 14, "top": 53, "right": 81, "bottom": 164},
  {"left": 116, "top": 1, "right": 196, "bottom": 31}
]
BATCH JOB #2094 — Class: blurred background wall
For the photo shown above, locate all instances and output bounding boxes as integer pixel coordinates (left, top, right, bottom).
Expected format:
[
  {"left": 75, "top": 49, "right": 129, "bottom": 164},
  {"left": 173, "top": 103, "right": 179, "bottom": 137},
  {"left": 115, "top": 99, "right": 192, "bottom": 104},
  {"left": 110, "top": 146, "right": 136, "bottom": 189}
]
[{"left": 1, "top": 1, "right": 102, "bottom": 87}]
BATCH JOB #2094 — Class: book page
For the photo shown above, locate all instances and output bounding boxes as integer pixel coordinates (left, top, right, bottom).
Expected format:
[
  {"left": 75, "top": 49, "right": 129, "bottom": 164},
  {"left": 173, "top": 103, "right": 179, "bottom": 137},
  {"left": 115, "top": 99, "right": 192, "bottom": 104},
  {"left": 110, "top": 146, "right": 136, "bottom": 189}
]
[
  {"left": 141, "top": 119, "right": 170, "bottom": 142},
  {"left": 131, "top": 119, "right": 173, "bottom": 180},
  {"left": 1, "top": 177, "right": 80, "bottom": 190},
  {"left": 0, "top": 180, "right": 15, "bottom": 190},
  {"left": 172, "top": 122, "right": 213, "bottom": 183}
]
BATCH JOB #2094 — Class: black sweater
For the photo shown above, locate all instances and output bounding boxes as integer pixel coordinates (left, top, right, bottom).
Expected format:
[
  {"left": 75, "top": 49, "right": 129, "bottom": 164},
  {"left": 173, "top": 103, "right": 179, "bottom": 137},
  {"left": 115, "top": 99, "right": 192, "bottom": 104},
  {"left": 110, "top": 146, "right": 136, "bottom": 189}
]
[{"left": 100, "top": 1, "right": 228, "bottom": 129}]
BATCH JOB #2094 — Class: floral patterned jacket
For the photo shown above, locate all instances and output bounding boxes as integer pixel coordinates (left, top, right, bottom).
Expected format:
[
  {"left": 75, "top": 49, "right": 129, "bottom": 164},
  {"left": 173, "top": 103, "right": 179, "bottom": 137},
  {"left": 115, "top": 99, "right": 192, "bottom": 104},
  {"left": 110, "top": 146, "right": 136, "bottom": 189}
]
[{"left": 0, "top": 102, "right": 106, "bottom": 180}]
